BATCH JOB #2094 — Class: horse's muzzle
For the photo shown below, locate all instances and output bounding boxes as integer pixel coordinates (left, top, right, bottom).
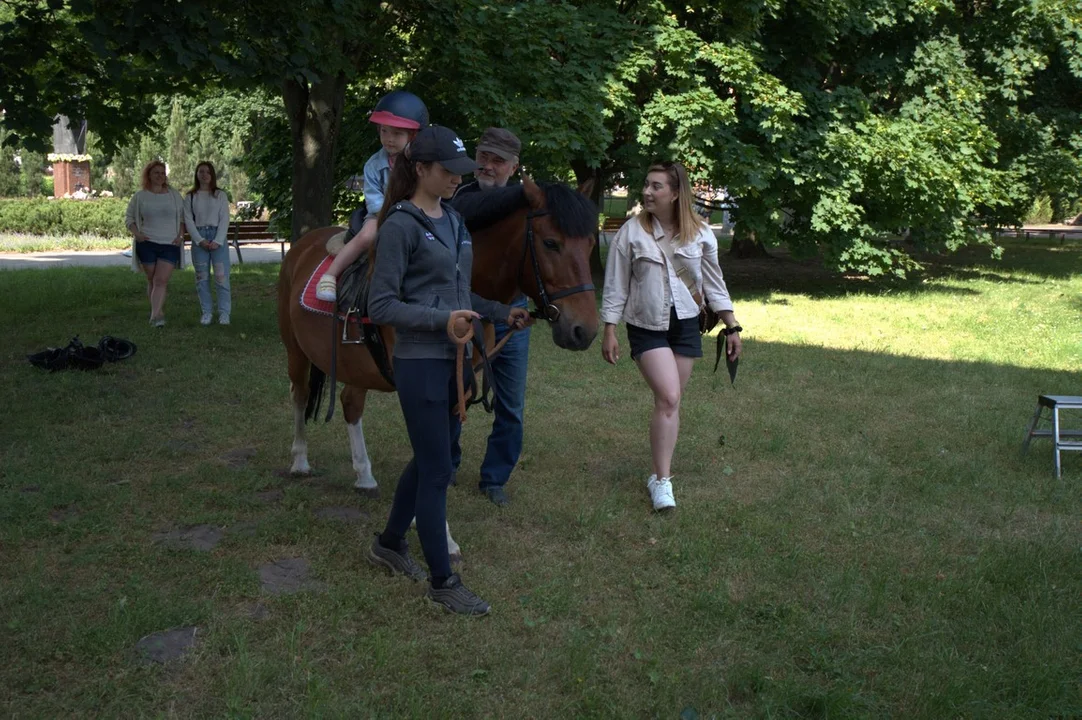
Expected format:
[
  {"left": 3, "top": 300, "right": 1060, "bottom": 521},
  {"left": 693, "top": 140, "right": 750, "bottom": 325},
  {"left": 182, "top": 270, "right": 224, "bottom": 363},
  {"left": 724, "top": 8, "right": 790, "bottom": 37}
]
[{"left": 550, "top": 315, "right": 597, "bottom": 351}]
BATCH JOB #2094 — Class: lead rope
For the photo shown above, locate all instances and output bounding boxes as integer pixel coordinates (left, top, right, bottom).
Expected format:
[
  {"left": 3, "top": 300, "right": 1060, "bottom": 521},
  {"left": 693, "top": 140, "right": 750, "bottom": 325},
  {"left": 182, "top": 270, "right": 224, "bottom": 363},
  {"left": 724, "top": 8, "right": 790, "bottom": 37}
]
[
  {"left": 450, "top": 317, "right": 521, "bottom": 423},
  {"left": 448, "top": 315, "right": 475, "bottom": 423}
]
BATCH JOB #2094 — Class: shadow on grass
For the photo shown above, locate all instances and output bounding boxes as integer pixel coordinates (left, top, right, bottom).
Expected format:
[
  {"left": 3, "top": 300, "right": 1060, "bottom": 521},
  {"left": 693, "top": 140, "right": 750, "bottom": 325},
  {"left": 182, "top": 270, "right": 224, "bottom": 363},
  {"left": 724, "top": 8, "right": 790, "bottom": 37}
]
[
  {"left": 716, "top": 236, "right": 1081, "bottom": 301},
  {"left": 0, "top": 285, "right": 1080, "bottom": 718}
]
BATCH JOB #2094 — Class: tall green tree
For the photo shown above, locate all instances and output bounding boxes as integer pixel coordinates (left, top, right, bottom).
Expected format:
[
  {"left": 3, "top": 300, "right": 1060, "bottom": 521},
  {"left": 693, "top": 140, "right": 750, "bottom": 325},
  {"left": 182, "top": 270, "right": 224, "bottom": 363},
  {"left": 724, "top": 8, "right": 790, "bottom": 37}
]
[
  {"left": 8, "top": 0, "right": 1077, "bottom": 274},
  {"left": 0, "top": 127, "right": 20, "bottom": 197},
  {"left": 165, "top": 99, "right": 194, "bottom": 191},
  {"left": 1, "top": 0, "right": 405, "bottom": 239}
]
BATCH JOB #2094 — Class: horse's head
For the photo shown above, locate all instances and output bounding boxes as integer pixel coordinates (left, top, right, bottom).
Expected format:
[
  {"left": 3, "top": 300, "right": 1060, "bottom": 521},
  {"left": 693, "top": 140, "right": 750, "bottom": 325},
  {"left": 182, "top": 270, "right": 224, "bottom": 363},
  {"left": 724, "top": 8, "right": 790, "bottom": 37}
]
[{"left": 518, "top": 177, "right": 599, "bottom": 351}]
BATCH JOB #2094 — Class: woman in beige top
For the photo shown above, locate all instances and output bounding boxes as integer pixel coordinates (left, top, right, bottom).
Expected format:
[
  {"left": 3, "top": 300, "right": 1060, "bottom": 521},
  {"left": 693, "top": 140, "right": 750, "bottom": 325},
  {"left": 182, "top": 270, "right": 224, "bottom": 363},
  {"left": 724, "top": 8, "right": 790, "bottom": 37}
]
[
  {"left": 601, "top": 161, "right": 743, "bottom": 511},
  {"left": 125, "top": 160, "right": 185, "bottom": 327}
]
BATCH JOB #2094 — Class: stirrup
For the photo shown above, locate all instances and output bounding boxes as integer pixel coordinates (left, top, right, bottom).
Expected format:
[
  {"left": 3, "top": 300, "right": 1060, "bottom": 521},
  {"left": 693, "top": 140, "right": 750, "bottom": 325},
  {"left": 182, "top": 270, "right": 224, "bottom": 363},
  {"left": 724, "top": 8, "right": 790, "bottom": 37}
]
[{"left": 341, "top": 307, "right": 364, "bottom": 344}]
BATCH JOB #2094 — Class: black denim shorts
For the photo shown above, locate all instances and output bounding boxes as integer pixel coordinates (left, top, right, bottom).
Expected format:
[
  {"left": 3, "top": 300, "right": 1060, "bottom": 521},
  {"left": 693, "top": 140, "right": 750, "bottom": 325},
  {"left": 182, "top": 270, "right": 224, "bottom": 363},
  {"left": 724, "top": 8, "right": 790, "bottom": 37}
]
[
  {"left": 135, "top": 241, "right": 181, "bottom": 267},
  {"left": 626, "top": 307, "right": 702, "bottom": 361}
]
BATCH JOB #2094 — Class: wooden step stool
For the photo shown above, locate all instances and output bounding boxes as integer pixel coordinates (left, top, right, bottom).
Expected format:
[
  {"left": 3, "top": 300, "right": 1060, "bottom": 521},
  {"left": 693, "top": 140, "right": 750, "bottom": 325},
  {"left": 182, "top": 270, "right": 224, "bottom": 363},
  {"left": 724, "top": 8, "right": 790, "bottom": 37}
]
[{"left": 1022, "top": 395, "right": 1082, "bottom": 478}]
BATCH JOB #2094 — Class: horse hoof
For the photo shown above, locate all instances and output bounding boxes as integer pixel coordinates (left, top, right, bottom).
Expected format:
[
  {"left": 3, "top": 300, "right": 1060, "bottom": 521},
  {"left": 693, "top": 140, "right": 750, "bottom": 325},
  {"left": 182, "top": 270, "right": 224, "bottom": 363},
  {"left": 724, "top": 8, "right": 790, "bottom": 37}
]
[
  {"left": 353, "top": 486, "right": 380, "bottom": 499},
  {"left": 449, "top": 552, "right": 464, "bottom": 568},
  {"left": 289, "top": 468, "right": 312, "bottom": 478}
]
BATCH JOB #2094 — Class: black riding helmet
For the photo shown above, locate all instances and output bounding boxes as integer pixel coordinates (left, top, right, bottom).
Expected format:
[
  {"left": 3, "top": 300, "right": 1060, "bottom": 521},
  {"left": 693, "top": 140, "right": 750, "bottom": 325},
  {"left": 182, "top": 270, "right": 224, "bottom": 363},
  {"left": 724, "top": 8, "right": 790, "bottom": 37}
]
[{"left": 369, "top": 90, "right": 429, "bottom": 131}]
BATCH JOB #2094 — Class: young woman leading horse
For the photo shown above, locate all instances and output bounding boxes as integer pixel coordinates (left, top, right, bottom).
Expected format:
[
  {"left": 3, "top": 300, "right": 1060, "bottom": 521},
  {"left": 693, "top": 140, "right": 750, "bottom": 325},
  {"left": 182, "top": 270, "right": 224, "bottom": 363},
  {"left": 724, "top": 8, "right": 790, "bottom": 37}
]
[{"left": 276, "top": 164, "right": 599, "bottom": 569}]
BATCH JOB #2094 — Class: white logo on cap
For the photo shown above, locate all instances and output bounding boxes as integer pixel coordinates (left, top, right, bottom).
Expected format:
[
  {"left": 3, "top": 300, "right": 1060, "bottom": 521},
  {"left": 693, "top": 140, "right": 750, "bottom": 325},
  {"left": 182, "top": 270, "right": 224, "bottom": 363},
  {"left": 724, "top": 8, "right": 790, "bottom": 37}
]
[{"left": 453, "top": 137, "right": 465, "bottom": 154}]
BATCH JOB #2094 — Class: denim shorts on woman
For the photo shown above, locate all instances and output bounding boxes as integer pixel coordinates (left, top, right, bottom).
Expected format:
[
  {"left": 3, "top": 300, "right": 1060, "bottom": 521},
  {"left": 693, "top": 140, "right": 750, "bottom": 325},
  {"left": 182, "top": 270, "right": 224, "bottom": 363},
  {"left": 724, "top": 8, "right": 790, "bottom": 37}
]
[
  {"left": 626, "top": 307, "right": 702, "bottom": 361},
  {"left": 135, "top": 241, "right": 181, "bottom": 267}
]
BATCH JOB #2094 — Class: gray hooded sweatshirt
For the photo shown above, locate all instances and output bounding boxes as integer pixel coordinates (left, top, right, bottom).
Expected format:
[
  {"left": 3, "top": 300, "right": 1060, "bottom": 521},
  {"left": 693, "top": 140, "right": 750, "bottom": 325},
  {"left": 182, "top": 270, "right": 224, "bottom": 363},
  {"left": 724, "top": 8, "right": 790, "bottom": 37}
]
[{"left": 368, "top": 200, "right": 512, "bottom": 360}]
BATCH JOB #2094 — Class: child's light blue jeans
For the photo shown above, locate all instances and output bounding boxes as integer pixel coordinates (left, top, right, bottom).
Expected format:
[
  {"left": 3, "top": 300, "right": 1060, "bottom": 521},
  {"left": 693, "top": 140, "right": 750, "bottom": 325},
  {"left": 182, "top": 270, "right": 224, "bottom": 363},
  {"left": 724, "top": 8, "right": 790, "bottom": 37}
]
[{"left": 191, "top": 226, "right": 232, "bottom": 316}]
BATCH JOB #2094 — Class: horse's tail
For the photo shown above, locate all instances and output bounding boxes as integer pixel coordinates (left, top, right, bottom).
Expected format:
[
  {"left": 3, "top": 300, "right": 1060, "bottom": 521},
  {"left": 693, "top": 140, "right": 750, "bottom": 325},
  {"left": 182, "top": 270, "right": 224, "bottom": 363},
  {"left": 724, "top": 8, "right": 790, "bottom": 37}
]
[{"left": 304, "top": 363, "right": 327, "bottom": 423}]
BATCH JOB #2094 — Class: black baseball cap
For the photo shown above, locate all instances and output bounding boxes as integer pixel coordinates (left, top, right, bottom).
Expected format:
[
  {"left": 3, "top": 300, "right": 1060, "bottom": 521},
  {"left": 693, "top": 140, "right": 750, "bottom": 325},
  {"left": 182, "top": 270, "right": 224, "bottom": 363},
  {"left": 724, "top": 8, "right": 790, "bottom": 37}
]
[{"left": 409, "top": 125, "right": 477, "bottom": 175}]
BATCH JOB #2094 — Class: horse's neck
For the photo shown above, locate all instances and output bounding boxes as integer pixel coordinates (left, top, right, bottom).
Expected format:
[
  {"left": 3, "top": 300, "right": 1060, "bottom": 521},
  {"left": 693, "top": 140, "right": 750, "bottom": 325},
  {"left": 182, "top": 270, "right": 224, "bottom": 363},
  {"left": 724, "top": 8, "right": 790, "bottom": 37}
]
[{"left": 469, "top": 210, "right": 527, "bottom": 304}]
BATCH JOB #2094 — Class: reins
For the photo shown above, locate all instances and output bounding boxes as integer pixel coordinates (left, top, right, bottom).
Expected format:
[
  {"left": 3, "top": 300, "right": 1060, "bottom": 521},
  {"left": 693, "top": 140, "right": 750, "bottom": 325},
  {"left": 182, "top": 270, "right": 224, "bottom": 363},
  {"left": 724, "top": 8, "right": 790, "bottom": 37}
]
[{"left": 452, "top": 208, "right": 596, "bottom": 422}]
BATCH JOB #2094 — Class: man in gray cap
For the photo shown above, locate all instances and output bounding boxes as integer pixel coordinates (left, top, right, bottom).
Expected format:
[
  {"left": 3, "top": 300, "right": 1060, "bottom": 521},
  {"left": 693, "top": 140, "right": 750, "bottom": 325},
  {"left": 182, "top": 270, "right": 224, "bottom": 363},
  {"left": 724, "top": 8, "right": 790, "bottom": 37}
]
[{"left": 449, "top": 127, "right": 531, "bottom": 507}]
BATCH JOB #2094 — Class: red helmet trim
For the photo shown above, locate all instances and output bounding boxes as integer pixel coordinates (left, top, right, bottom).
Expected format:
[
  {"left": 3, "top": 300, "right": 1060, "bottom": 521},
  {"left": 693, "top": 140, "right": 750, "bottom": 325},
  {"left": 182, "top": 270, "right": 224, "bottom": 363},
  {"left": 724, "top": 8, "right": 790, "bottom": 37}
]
[{"left": 369, "top": 111, "right": 422, "bottom": 130}]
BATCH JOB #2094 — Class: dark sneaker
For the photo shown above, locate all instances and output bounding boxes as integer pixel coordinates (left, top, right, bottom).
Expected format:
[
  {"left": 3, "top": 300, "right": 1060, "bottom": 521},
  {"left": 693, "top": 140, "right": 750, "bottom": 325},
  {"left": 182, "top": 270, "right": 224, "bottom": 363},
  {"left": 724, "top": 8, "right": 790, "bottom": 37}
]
[
  {"left": 366, "top": 535, "right": 425, "bottom": 582},
  {"left": 426, "top": 574, "right": 491, "bottom": 616},
  {"left": 481, "top": 486, "right": 509, "bottom": 507}
]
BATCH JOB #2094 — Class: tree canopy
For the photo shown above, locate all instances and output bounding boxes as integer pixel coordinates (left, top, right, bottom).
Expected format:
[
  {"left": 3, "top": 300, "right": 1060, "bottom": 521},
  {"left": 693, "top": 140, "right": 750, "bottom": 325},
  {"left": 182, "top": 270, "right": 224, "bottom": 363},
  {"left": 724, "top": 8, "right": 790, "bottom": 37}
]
[{"left": 2, "top": 0, "right": 1079, "bottom": 275}]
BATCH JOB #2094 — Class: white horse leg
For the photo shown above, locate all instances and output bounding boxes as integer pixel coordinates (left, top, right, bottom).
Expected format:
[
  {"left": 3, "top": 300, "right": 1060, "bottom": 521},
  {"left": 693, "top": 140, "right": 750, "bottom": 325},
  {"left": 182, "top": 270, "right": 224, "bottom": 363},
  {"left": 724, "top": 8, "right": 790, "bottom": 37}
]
[
  {"left": 407, "top": 518, "right": 463, "bottom": 567},
  {"left": 446, "top": 521, "right": 462, "bottom": 566},
  {"left": 289, "top": 384, "right": 311, "bottom": 475},
  {"left": 347, "top": 416, "right": 379, "bottom": 497}
]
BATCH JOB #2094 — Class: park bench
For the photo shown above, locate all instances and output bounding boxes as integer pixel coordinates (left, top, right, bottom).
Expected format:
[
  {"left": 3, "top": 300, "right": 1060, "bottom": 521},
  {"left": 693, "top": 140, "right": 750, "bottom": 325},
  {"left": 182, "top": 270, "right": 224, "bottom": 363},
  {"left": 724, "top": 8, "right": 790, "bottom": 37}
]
[
  {"left": 1020, "top": 228, "right": 1082, "bottom": 243},
  {"left": 693, "top": 194, "right": 735, "bottom": 217},
  {"left": 602, "top": 216, "right": 626, "bottom": 233},
  {"left": 600, "top": 194, "right": 735, "bottom": 236},
  {"left": 185, "top": 220, "right": 287, "bottom": 263},
  {"left": 996, "top": 226, "right": 1082, "bottom": 244},
  {"left": 227, "top": 220, "right": 287, "bottom": 262}
]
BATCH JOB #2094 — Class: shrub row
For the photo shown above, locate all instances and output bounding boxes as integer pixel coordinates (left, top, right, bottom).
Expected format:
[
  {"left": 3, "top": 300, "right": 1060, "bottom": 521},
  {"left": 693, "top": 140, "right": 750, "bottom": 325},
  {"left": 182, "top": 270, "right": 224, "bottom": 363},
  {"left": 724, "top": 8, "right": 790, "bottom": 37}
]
[{"left": 0, "top": 198, "right": 129, "bottom": 237}]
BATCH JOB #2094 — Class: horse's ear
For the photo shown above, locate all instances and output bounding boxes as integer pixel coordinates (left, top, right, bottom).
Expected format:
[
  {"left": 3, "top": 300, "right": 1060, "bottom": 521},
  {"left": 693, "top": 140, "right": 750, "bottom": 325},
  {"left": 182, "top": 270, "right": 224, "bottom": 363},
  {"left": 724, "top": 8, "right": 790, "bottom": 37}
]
[
  {"left": 522, "top": 175, "right": 544, "bottom": 211},
  {"left": 577, "top": 177, "right": 595, "bottom": 198}
]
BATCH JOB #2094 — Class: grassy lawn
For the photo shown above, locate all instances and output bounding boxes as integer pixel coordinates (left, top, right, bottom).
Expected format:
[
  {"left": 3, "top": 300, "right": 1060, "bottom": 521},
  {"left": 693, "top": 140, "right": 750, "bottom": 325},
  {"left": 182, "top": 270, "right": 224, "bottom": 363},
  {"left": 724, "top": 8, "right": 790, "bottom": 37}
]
[{"left": 1, "top": 238, "right": 1079, "bottom": 717}]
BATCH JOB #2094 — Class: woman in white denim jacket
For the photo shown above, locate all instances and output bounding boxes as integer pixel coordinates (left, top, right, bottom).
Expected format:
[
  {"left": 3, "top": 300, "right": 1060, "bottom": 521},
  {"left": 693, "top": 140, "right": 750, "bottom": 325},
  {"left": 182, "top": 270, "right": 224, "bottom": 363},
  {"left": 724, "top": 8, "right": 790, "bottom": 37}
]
[{"left": 601, "top": 161, "right": 743, "bottom": 511}]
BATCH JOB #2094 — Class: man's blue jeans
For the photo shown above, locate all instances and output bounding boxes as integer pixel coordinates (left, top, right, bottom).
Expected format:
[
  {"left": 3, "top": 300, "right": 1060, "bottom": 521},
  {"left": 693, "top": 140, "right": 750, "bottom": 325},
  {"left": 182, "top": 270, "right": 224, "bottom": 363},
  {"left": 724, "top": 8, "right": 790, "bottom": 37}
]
[{"left": 452, "top": 296, "right": 531, "bottom": 489}]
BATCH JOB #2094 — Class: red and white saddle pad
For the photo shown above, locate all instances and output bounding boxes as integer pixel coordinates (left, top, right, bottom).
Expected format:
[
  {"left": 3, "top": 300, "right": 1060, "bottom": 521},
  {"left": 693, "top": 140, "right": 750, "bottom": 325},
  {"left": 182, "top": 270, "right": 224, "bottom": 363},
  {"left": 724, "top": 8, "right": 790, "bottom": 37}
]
[{"left": 299, "top": 256, "right": 370, "bottom": 324}]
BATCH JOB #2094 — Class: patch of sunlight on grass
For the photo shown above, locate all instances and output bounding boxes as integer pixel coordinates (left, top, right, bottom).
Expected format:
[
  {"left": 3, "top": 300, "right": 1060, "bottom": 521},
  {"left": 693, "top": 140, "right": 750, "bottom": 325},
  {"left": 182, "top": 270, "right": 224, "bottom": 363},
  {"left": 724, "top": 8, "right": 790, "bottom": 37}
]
[{"left": 741, "top": 278, "right": 1080, "bottom": 371}]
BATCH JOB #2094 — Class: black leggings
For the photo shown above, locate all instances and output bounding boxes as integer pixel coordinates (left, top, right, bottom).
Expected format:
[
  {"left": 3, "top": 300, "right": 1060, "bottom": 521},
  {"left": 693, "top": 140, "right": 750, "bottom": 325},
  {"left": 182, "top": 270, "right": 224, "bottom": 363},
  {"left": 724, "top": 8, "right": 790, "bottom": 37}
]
[{"left": 381, "top": 357, "right": 460, "bottom": 580}]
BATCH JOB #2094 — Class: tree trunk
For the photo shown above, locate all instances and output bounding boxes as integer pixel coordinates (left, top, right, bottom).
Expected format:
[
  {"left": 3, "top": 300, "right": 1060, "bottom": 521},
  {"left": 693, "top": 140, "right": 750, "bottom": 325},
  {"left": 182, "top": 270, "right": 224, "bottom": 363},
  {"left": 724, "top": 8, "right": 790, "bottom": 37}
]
[
  {"left": 282, "top": 71, "right": 347, "bottom": 242},
  {"left": 573, "top": 163, "right": 605, "bottom": 288},
  {"left": 729, "top": 223, "right": 771, "bottom": 258},
  {"left": 1050, "top": 194, "right": 1068, "bottom": 224}
]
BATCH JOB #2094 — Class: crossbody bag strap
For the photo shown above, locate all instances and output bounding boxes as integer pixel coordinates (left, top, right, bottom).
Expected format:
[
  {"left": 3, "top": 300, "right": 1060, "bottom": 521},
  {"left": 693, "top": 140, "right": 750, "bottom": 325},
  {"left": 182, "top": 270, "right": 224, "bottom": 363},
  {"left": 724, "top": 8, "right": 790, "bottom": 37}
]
[{"left": 657, "top": 235, "right": 703, "bottom": 308}]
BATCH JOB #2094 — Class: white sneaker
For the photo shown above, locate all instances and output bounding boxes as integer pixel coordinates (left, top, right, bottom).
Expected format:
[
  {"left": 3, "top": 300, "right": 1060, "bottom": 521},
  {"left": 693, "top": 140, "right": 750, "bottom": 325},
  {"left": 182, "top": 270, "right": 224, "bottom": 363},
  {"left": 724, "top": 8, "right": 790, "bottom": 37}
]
[
  {"left": 315, "top": 274, "right": 337, "bottom": 302},
  {"left": 200, "top": 313, "right": 213, "bottom": 326},
  {"left": 646, "top": 474, "right": 676, "bottom": 511},
  {"left": 218, "top": 313, "right": 230, "bottom": 325}
]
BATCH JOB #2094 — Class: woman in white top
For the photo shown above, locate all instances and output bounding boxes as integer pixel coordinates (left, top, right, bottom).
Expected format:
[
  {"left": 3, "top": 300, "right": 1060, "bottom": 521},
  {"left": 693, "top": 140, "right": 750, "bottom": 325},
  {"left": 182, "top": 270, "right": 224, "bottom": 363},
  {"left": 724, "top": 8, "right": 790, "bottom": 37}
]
[
  {"left": 125, "top": 160, "right": 185, "bottom": 327},
  {"left": 601, "top": 161, "right": 743, "bottom": 511},
  {"left": 183, "top": 162, "right": 232, "bottom": 325}
]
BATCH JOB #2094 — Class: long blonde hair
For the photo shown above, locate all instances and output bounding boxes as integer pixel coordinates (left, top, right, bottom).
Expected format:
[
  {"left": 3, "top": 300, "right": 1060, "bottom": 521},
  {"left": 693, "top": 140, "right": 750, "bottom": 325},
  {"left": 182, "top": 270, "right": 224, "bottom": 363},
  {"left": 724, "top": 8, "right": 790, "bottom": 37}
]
[{"left": 636, "top": 160, "right": 705, "bottom": 246}]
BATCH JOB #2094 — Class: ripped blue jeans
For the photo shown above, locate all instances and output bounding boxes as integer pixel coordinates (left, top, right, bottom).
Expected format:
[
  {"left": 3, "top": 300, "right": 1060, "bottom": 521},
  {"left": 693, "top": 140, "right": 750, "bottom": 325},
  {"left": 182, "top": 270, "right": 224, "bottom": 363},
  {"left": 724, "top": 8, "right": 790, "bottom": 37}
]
[{"left": 190, "top": 225, "right": 231, "bottom": 316}]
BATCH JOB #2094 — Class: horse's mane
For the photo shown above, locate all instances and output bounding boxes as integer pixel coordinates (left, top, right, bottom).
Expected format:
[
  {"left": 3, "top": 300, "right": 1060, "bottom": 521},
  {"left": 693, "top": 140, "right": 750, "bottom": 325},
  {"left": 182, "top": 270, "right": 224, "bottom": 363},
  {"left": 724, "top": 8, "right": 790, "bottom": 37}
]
[{"left": 540, "top": 182, "right": 598, "bottom": 238}]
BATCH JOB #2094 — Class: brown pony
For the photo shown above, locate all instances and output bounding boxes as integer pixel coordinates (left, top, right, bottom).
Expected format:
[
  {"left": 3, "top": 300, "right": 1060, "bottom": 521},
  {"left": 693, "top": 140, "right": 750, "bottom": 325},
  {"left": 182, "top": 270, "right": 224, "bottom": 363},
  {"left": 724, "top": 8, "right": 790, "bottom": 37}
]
[{"left": 277, "top": 177, "right": 599, "bottom": 560}]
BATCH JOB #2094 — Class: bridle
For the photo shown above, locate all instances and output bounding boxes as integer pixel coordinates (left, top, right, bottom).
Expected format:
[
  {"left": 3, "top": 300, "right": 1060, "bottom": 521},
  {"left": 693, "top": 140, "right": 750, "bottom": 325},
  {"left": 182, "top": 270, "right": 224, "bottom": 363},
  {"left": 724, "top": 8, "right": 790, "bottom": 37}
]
[
  {"left": 520, "top": 210, "right": 595, "bottom": 322},
  {"left": 448, "top": 209, "right": 595, "bottom": 421}
]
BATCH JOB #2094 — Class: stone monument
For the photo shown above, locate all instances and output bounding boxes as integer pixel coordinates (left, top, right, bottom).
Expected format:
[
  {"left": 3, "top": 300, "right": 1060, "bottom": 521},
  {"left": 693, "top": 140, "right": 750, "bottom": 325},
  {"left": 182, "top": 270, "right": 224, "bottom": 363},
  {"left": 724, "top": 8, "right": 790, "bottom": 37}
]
[{"left": 49, "top": 115, "right": 91, "bottom": 197}]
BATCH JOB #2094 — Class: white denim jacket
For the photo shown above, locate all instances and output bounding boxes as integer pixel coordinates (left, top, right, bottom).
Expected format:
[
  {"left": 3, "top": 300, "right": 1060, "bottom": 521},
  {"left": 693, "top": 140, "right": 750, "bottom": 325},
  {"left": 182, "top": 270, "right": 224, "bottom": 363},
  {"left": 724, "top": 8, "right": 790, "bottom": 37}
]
[{"left": 601, "top": 215, "right": 734, "bottom": 331}]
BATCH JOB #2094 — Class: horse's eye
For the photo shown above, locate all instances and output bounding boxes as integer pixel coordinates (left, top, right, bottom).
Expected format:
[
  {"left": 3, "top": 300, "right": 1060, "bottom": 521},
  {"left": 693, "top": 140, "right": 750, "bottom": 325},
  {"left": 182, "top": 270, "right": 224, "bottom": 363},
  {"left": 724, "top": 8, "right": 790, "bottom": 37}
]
[{"left": 543, "top": 238, "right": 560, "bottom": 252}]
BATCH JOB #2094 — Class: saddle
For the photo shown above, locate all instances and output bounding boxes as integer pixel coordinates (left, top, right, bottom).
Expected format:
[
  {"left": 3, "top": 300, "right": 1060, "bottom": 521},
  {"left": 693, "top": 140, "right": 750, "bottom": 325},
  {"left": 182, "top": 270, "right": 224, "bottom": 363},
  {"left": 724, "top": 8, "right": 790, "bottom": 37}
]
[
  {"left": 314, "top": 224, "right": 506, "bottom": 423},
  {"left": 327, "top": 237, "right": 395, "bottom": 394}
]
